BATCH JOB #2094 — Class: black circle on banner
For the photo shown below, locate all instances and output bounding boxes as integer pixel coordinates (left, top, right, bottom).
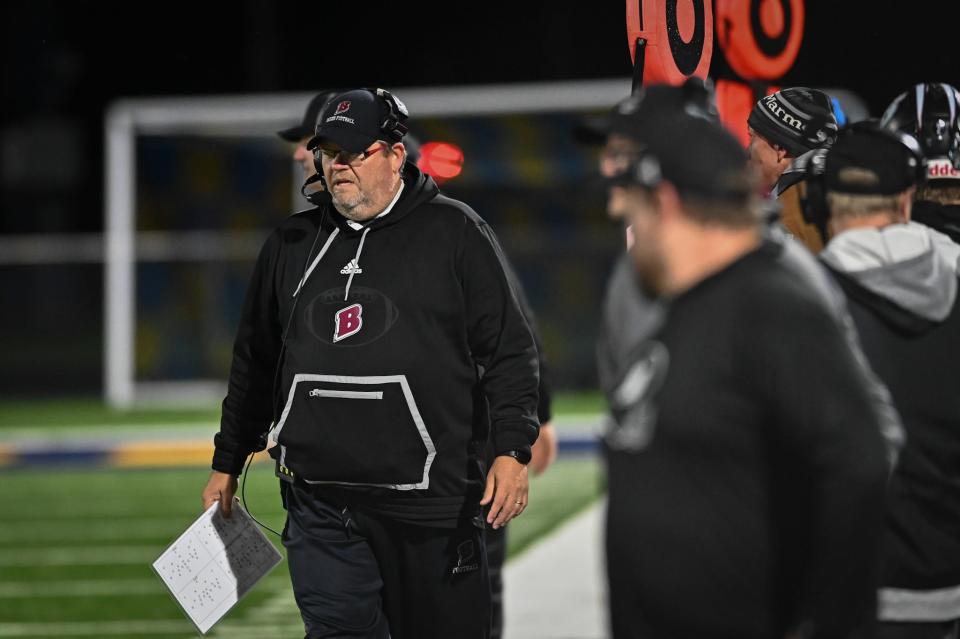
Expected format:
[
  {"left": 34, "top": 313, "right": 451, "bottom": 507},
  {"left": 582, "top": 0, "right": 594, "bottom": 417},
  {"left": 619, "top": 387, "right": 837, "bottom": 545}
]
[
  {"left": 666, "top": 0, "right": 706, "bottom": 76},
  {"left": 750, "top": 0, "right": 792, "bottom": 57}
]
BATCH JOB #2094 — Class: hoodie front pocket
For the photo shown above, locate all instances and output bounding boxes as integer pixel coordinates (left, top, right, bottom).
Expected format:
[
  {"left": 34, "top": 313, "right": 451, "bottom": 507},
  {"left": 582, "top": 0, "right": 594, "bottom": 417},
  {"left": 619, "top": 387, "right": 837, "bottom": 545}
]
[{"left": 272, "top": 374, "right": 436, "bottom": 490}]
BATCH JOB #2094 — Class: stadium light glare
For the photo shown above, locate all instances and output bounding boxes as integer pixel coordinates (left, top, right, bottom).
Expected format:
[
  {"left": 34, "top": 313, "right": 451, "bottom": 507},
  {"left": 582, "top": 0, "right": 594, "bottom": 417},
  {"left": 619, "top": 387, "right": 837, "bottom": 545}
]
[{"left": 418, "top": 141, "right": 465, "bottom": 181}]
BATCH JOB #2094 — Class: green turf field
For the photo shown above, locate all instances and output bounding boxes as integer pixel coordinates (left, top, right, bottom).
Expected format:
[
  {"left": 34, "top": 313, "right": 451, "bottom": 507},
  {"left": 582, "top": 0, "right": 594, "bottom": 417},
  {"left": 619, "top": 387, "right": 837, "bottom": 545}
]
[
  {"left": 0, "top": 458, "right": 603, "bottom": 638},
  {"left": 0, "top": 393, "right": 604, "bottom": 430}
]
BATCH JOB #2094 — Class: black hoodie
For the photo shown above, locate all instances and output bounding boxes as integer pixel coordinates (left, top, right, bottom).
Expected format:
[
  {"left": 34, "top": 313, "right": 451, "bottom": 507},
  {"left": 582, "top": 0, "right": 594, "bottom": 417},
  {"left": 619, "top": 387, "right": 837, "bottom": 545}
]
[
  {"left": 913, "top": 200, "right": 960, "bottom": 245},
  {"left": 213, "top": 164, "right": 540, "bottom": 526},
  {"left": 822, "top": 222, "right": 960, "bottom": 621}
]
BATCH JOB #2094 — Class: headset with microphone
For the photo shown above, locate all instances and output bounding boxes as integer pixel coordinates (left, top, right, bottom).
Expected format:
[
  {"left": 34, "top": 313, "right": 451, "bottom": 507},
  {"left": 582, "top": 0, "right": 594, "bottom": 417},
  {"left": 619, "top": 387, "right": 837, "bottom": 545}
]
[
  {"left": 372, "top": 87, "right": 410, "bottom": 142},
  {"left": 301, "top": 88, "right": 409, "bottom": 208}
]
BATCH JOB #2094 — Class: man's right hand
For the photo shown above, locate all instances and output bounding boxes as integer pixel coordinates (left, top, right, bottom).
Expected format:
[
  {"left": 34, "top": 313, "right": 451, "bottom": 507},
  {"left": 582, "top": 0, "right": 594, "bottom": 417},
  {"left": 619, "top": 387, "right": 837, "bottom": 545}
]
[{"left": 201, "top": 471, "right": 239, "bottom": 518}]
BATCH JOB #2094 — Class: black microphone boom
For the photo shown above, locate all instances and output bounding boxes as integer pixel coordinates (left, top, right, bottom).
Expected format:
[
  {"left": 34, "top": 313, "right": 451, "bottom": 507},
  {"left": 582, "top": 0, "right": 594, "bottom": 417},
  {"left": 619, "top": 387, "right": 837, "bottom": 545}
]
[{"left": 301, "top": 173, "right": 331, "bottom": 206}]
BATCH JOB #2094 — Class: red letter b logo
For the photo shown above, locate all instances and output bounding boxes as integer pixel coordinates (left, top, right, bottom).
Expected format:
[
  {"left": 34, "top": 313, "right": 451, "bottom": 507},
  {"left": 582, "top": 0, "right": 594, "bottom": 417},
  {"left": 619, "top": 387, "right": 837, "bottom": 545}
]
[{"left": 334, "top": 304, "right": 363, "bottom": 343}]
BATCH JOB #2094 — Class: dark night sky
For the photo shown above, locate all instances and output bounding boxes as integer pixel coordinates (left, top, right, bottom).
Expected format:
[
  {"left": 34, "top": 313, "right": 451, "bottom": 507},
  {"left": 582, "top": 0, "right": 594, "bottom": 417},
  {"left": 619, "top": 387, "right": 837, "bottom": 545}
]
[
  {"left": 3, "top": 0, "right": 958, "bottom": 233},
  {"left": 2, "top": 0, "right": 958, "bottom": 396}
]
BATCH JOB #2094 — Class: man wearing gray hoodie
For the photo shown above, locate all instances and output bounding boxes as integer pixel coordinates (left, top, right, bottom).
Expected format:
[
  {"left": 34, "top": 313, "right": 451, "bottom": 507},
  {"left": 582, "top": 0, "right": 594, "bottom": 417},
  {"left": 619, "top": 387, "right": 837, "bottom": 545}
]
[{"left": 820, "top": 123, "right": 960, "bottom": 639}]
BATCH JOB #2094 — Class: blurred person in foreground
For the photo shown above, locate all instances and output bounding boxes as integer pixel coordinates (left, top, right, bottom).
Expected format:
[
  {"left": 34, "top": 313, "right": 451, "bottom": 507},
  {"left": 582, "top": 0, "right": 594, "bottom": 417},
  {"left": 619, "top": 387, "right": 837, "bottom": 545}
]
[
  {"left": 578, "top": 80, "right": 903, "bottom": 473},
  {"left": 575, "top": 79, "right": 716, "bottom": 404},
  {"left": 202, "top": 88, "right": 540, "bottom": 638},
  {"left": 882, "top": 82, "right": 960, "bottom": 244},
  {"left": 603, "top": 108, "right": 889, "bottom": 639},
  {"left": 818, "top": 123, "right": 960, "bottom": 639},
  {"left": 747, "top": 87, "right": 839, "bottom": 252}
]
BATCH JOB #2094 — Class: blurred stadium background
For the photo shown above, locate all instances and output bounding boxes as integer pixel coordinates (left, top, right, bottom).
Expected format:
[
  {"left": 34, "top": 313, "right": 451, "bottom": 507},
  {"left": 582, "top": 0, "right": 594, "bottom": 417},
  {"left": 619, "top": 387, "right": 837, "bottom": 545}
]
[{"left": 1, "top": 1, "right": 957, "bottom": 637}]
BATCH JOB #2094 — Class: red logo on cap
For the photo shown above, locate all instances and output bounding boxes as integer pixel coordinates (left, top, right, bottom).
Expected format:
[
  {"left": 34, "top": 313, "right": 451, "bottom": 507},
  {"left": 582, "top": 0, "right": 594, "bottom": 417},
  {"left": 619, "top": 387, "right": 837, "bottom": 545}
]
[{"left": 335, "top": 101, "right": 351, "bottom": 115}]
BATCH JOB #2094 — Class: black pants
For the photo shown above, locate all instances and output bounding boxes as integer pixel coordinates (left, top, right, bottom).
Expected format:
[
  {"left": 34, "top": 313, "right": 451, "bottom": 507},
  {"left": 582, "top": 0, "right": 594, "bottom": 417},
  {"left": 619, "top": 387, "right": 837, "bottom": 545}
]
[
  {"left": 282, "top": 482, "right": 491, "bottom": 639},
  {"left": 878, "top": 620, "right": 960, "bottom": 639},
  {"left": 486, "top": 525, "right": 506, "bottom": 639}
]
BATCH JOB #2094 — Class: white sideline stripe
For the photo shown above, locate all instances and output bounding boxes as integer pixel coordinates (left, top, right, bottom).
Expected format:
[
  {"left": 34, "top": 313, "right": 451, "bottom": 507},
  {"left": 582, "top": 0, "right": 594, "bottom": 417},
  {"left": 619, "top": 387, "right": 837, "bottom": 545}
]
[
  {"left": 0, "top": 621, "right": 192, "bottom": 636},
  {"left": 0, "top": 621, "right": 306, "bottom": 637},
  {"left": 0, "top": 514, "right": 284, "bottom": 535},
  {"left": 0, "top": 421, "right": 218, "bottom": 441},
  {"left": 0, "top": 519, "right": 184, "bottom": 541},
  {"left": 0, "top": 546, "right": 158, "bottom": 566},
  {"left": 0, "top": 413, "right": 603, "bottom": 444},
  {"left": 0, "top": 580, "right": 163, "bottom": 598},
  {"left": 503, "top": 500, "right": 607, "bottom": 639},
  {"left": 0, "top": 575, "right": 287, "bottom": 598},
  {"left": 0, "top": 506, "right": 211, "bottom": 519}
]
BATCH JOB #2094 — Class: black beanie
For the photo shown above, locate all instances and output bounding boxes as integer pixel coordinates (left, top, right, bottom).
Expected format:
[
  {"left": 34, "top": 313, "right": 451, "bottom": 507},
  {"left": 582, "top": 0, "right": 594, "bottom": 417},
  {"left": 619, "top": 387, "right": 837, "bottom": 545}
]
[{"left": 748, "top": 88, "right": 839, "bottom": 157}]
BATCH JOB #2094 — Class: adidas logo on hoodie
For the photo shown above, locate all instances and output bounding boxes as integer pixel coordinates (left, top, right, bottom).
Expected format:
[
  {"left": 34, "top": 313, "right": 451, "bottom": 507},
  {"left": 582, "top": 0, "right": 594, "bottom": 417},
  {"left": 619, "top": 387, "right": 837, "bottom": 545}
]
[{"left": 340, "top": 259, "right": 362, "bottom": 275}]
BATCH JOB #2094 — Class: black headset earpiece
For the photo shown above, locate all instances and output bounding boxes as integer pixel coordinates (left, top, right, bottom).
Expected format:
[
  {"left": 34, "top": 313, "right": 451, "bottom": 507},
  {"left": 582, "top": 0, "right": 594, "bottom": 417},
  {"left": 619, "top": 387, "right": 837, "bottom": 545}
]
[
  {"left": 628, "top": 150, "right": 662, "bottom": 189},
  {"left": 371, "top": 88, "right": 409, "bottom": 142},
  {"left": 794, "top": 147, "right": 830, "bottom": 237}
]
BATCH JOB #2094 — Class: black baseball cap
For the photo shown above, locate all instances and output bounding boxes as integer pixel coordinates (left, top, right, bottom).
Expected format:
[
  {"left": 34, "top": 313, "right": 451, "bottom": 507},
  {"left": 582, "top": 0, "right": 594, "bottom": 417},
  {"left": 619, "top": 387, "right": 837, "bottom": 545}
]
[
  {"left": 824, "top": 125, "right": 925, "bottom": 195},
  {"left": 307, "top": 88, "right": 409, "bottom": 154},
  {"left": 611, "top": 111, "right": 752, "bottom": 203},
  {"left": 574, "top": 78, "right": 719, "bottom": 146},
  {"left": 277, "top": 91, "right": 336, "bottom": 142}
]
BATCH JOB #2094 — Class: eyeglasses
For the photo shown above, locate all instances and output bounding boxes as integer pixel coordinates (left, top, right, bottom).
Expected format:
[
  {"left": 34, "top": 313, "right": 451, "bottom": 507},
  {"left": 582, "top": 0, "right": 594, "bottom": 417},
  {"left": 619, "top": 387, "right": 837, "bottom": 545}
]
[{"left": 317, "top": 143, "right": 387, "bottom": 167}]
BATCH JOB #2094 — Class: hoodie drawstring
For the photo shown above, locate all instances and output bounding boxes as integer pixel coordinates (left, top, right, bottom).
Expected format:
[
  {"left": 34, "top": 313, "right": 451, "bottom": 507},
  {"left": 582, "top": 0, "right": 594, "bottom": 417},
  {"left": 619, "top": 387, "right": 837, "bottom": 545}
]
[
  {"left": 345, "top": 227, "right": 371, "bottom": 301},
  {"left": 292, "top": 227, "right": 340, "bottom": 298}
]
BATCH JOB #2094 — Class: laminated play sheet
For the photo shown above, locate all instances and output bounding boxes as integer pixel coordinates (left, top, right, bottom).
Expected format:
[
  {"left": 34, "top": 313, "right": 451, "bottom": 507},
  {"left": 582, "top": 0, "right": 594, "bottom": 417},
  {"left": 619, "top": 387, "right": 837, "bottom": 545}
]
[{"left": 152, "top": 501, "right": 283, "bottom": 634}]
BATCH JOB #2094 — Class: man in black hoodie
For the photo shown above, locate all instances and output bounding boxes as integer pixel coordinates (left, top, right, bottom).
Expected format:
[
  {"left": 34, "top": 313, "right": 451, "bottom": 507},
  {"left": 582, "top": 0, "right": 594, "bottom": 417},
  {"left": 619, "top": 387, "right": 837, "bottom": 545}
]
[
  {"left": 604, "top": 109, "right": 889, "bottom": 639},
  {"left": 820, "top": 124, "right": 960, "bottom": 639},
  {"left": 201, "top": 88, "right": 540, "bottom": 639}
]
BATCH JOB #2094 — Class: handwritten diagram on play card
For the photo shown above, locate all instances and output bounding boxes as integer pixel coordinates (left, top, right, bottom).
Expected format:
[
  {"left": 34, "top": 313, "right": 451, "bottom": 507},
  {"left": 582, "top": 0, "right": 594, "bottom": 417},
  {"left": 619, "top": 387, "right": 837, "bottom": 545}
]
[{"left": 152, "top": 502, "right": 282, "bottom": 634}]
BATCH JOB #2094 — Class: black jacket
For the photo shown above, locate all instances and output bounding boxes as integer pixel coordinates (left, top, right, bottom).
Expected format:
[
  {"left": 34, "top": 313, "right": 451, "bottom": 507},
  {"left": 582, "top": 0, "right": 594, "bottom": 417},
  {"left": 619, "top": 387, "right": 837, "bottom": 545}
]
[
  {"left": 213, "top": 165, "right": 540, "bottom": 525},
  {"left": 598, "top": 223, "right": 905, "bottom": 467},
  {"left": 605, "top": 239, "right": 889, "bottom": 639},
  {"left": 913, "top": 199, "right": 960, "bottom": 245},
  {"left": 822, "top": 222, "right": 960, "bottom": 621}
]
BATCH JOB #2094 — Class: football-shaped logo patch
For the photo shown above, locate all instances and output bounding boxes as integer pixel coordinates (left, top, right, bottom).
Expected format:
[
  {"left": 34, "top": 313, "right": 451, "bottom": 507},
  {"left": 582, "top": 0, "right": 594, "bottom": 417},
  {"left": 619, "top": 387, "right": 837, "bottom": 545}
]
[{"left": 305, "top": 287, "right": 400, "bottom": 347}]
